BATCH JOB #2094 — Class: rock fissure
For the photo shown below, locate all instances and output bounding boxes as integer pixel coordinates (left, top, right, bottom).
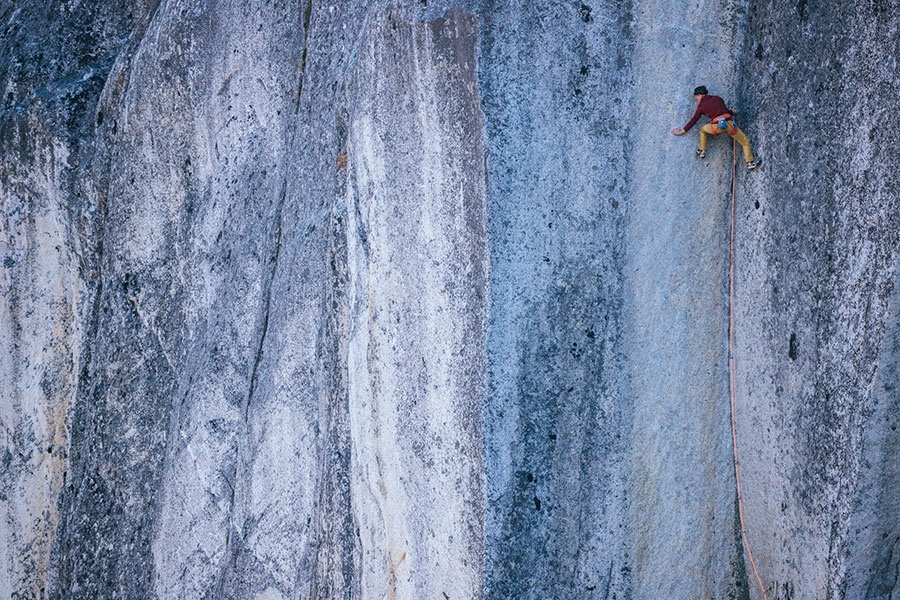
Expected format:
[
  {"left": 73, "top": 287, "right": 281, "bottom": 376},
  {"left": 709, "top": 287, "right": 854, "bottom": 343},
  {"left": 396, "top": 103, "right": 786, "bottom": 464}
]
[
  {"left": 3, "top": 1, "right": 900, "bottom": 599},
  {"left": 217, "top": 6, "right": 313, "bottom": 590}
]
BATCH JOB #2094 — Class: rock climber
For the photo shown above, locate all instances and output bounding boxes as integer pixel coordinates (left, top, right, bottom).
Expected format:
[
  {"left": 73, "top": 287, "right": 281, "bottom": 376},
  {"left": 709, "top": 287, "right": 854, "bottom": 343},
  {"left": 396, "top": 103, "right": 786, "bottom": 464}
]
[{"left": 671, "top": 85, "right": 758, "bottom": 170}]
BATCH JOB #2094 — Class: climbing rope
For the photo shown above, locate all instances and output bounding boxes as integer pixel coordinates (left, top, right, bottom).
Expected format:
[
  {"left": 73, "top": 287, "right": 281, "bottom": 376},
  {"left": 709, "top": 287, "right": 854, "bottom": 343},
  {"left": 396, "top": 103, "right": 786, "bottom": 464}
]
[{"left": 729, "top": 138, "right": 768, "bottom": 600}]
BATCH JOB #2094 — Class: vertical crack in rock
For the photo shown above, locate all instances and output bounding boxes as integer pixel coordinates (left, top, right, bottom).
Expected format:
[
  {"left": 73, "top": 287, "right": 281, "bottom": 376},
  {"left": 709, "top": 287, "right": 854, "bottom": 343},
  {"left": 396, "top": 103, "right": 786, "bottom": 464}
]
[
  {"left": 4, "top": 3, "right": 900, "bottom": 599},
  {"left": 624, "top": 1, "right": 750, "bottom": 598},
  {"left": 214, "top": 162, "right": 287, "bottom": 599},
  {"left": 242, "top": 0, "right": 312, "bottom": 418},
  {"left": 212, "top": 4, "right": 315, "bottom": 598},
  {"left": 308, "top": 136, "right": 359, "bottom": 598}
]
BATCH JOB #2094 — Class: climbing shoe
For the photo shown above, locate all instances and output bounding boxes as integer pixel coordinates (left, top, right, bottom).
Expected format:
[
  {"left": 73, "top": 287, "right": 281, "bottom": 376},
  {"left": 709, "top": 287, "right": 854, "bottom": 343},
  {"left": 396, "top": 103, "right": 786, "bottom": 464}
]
[
  {"left": 696, "top": 149, "right": 706, "bottom": 159},
  {"left": 747, "top": 160, "right": 759, "bottom": 170}
]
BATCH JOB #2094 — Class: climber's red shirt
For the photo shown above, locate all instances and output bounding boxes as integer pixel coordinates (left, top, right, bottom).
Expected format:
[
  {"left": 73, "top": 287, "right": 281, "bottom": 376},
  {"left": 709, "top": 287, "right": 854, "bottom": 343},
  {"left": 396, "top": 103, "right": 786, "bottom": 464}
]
[{"left": 683, "top": 94, "right": 731, "bottom": 132}]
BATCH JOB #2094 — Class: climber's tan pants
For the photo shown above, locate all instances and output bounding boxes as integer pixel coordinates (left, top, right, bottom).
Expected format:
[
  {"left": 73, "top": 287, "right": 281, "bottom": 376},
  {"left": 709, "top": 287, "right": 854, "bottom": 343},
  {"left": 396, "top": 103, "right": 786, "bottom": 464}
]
[{"left": 699, "top": 120, "right": 755, "bottom": 163}]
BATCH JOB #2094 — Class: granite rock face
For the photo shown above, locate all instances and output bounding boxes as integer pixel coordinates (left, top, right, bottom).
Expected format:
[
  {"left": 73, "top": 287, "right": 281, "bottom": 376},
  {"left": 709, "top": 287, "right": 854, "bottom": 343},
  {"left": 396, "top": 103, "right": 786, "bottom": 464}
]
[{"left": 1, "top": 1, "right": 898, "bottom": 599}]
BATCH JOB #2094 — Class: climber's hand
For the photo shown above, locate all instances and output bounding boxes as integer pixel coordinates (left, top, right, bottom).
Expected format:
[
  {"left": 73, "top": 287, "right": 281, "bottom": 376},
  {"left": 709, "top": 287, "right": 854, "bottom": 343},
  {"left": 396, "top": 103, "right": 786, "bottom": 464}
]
[{"left": 671, "top": 128, "right": 685, "bottom": 136}]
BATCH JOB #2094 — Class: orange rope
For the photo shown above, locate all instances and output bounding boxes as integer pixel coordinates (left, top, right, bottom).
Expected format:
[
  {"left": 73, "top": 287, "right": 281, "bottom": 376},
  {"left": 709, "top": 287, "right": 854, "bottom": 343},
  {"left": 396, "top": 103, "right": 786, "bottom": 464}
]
[{"left": 729, "top": 137, "right": 768, "bottom": 600}]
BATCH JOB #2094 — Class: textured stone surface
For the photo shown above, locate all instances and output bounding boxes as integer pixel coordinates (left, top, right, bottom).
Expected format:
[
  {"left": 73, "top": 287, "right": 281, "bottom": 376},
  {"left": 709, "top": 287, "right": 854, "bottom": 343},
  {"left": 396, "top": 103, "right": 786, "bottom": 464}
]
[
  {"left": 625, "top": 1, "right": 749, "bottom": 598},
  {"left": 735, "top": 2, "right": 900, "bottom": 598},
  {"left": 2, "top": 1, "right": 899, "bottom": 599},
  {"left": 478, "top": 2, "right": 631, "bottom": 598}
]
